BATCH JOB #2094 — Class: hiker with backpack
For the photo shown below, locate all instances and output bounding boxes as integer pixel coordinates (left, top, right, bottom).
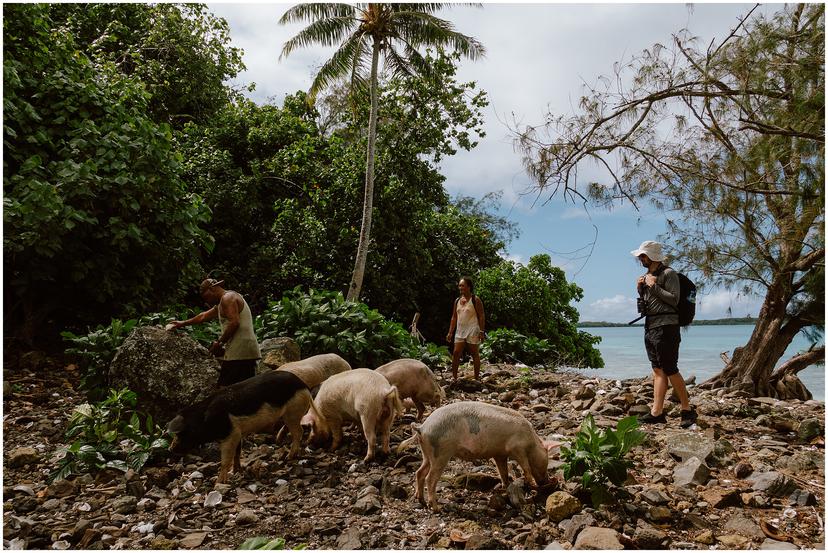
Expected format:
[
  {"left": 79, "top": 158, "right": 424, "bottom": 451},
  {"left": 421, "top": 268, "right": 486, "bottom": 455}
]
[
  {"left": 446, "top": 276, "right": 486, "bottom": 381},
  {"left": 631, "top": 240, "right": 698, "bottom": 428}
]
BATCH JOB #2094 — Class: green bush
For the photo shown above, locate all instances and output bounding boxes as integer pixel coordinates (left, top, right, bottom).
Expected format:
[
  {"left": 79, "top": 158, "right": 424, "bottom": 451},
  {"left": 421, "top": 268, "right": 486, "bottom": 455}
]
[
  {"left": 256, "top": 288, "right": 449, "bottom": 369},
  {"left": 51, "top": 388, "right": 169, "bottom": 481},
  {"left": 559, "top": 414, "right": 646, "bottom": 506},
  {"left": 480, "top": 328, "right": 556, "bottom": 367},
  {"left": 476, "top": 254, "right": 604, "bottom": 368}
]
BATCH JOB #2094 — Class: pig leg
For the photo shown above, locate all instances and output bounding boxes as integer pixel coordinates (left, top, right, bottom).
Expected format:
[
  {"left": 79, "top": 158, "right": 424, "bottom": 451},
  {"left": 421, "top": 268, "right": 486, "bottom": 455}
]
[
  {"left": 284, "top": 417, "right": 304, "bottom": 460},
  {"left": 218, "top": 433, "right": 241, "bottom": 484},
  {"left": 414, "top": 399, "right": 426, "bottom": 422},
  {"left": 330, "top": 418, "right": 344, "bottom": 452},
  {"left": 512, "top": 451, "right": 538, "bottom": 487},
  {"left": 493, "top": 456, "right": 511, "bottom": 488},
  {"left": 425, "top": 457, "right": 449, "bottom": 511},
  {"left": 414, "top": 456, "right": 430, "bottom": 505},
  {"left": 360, "top": 413, "right": 378, "bottom": 462},
  {"left": 282, "top": 393, "right": 310, "bottom": 460}
]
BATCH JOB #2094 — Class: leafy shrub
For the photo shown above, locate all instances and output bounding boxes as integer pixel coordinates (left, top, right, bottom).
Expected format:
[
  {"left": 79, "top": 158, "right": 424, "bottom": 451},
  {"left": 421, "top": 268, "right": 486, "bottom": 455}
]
[
  {"left": 238, "top": 537, "right": 306, "bottom": 550},
  {"left": 559, "top": 414, "right": 646, "bottom": 506},
  {"left": 51, "top": 388, "right": 169, "bottom": 481},
  {"left": 256, "top": 288, "right": 448, "bottom": 369},
  {"left": 61, "top": 319, "right": 140, "bottom": 399},
  {"left": 480, "top": 328, "right": 556, "bottom": 367},
  {"left": 476, "top": 254, "right": 604, "bottom": 368}
]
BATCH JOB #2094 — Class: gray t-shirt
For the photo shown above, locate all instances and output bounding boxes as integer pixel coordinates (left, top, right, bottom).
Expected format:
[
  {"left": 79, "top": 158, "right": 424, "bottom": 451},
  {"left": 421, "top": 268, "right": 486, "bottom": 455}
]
[{"left": 640, "top": 266, "right": 679, "bottom": 328}]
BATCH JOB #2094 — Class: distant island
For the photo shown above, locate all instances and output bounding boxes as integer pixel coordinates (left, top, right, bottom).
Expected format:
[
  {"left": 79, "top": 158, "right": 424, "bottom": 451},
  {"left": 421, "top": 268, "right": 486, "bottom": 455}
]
[{"left": 579, "top": 317, "right": 758, "bottom": 328}]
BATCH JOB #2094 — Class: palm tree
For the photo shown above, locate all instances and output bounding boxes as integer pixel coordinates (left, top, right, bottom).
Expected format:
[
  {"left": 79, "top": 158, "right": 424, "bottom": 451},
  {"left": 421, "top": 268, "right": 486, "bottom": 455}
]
[{"left": 279, "top": 3, "right": 485, "bottom": 301}]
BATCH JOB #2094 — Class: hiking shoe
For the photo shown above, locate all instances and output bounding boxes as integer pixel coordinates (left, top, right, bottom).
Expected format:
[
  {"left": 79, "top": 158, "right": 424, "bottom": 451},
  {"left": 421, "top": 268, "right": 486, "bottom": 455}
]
[
  {"left": 638, "top": 412, "right": 666, "bottom": 424},
  {"left": 680, "top": 407, "right": 698, "bottom": 428}
]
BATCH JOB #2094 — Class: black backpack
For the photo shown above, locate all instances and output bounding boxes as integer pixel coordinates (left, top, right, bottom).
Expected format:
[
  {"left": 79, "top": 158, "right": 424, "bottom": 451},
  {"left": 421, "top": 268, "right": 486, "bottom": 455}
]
[
  {"left": 672, "top": 270, "right": 697, "bottom": 326},
  {"left": 655, "top": 266, "right": 697, "bottom": 326}
]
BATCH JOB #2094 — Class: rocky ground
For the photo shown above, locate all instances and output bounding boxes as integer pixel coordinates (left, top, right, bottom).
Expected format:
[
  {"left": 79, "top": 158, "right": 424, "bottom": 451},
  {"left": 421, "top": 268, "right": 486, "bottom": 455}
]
[{"left": 3, "top": 354, "right": 825, "bottom": 550}]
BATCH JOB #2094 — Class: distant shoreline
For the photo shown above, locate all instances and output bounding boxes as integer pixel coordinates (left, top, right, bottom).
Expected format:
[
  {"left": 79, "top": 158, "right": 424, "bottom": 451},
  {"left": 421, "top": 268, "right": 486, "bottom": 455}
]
[{"left": 578, "top": 317, "right": 758, "bottom": 328}]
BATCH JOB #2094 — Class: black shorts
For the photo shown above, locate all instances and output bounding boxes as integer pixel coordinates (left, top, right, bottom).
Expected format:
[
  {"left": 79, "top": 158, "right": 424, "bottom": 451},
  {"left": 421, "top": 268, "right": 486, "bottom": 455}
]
[
  {"left": 644, "top": 325, "right": 681, "bottom": 376},
  {"left": 218, "top": 359, "right": 257, "bottom": 386}
]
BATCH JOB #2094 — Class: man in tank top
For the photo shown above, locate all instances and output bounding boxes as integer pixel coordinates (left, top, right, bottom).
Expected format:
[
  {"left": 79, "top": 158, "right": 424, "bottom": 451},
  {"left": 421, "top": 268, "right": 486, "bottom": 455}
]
[{"left": 169, "top": 278, "right": 262, "bottom": 386}]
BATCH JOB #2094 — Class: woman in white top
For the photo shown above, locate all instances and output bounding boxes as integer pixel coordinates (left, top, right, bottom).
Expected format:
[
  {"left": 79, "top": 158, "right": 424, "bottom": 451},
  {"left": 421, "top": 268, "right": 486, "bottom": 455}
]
[{"left": 446, "top": 276, "right": 486, "bottom": 380}]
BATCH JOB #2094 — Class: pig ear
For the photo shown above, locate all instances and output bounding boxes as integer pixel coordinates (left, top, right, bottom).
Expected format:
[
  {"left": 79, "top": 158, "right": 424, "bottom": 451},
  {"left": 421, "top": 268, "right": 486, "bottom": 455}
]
[{"left": 167, "top": 415, "right": 184, "bottom": 434}]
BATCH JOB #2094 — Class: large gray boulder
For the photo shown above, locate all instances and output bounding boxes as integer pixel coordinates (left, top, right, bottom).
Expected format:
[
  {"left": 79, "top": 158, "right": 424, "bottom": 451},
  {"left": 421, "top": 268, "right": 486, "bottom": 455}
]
[
  {"left": 109, "top": 326, "right": 220, "bottom": 422},
  {"left": 257, "top": 337, "right": 301, "bottom": 372}
]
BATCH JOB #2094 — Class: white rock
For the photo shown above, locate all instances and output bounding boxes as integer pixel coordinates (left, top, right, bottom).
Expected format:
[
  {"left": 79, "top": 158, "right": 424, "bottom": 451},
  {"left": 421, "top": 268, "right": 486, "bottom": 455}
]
[
  {"left": 275, "top": 479, "right": 288, "bottom": 487},
  {"left": 204, "top": 490, "right": 222, "bottom": 507},
  {"left": 52, "top": 540, "right": 71, "bottom": 550},
  {"left": 133, "top": 522, "right": 155, "bottom": 534},
  {"left": 189, "top": 471, "right": 204, "bottom": 480}
]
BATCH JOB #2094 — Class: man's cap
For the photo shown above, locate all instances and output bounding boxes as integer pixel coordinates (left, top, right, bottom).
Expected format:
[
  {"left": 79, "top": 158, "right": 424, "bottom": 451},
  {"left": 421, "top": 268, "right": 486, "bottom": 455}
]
[
  {"left": 199, "top": 278, "right": 225, "bottom": 295},
  {"left": 630, "top": 240, "right": 666, "bottom": 262}
]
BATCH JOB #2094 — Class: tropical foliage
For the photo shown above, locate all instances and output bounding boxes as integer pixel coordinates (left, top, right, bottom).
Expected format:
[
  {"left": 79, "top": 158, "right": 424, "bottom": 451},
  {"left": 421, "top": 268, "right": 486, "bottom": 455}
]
[
  {"left": 480, "top": 328, "right": 557, "bottom": 367},
  {"left": 51, "top": 388, "right": 169, "bottom": 481},
  {"left": 476, "top": 254, "right": 603, "bottom": 368},
  {"left": 257, "top": 288, "right": 449, "bottom": 369},
  {"left": 279, "top": 3, "right": 485, "bottom": 301},
  {"left": 4, "top": 4, "right": 215, "bottom": 344}
]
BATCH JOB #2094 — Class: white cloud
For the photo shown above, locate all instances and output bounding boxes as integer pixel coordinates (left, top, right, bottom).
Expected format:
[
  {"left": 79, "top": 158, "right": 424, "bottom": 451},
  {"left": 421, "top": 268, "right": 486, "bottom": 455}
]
[
  {"left": 580, "top": 294, "right": 637, "bottom": 323},
  {"left": 579, "top": 288, "right": 764, "bottom": 323},
  {"left": 696, "top": 289, "right": 763, "bottom": 319}
]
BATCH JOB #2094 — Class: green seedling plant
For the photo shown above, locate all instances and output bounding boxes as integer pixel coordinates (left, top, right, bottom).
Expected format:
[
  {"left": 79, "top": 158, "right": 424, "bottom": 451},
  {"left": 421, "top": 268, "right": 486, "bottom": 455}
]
[
  {"left": 51, "top": 388, "right": 168, "bottom": 482},
  {"left": 559, "top": 413, "right": 646, "bottom": 507}
]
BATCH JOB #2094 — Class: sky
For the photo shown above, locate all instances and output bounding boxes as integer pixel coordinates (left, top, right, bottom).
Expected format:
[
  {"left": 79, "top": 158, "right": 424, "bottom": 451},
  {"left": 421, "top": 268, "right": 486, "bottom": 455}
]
[{"left": 206, "top": 2, "right": 775, "bottom": 322}]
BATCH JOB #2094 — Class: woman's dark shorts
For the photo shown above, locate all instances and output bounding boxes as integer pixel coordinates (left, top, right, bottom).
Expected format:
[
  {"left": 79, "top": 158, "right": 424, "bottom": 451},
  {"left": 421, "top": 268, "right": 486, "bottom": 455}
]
[
  {"left": 218, "top": 359, "right": 257, "bottom": 386},
  {"left": 644, "top": 324, "right": 681, "bottom": 375}
]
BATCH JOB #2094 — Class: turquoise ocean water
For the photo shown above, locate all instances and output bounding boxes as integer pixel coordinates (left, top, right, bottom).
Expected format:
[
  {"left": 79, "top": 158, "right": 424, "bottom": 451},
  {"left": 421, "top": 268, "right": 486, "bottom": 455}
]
[{"left": 570, "top": 325, "right": 825, "bottom": 402}]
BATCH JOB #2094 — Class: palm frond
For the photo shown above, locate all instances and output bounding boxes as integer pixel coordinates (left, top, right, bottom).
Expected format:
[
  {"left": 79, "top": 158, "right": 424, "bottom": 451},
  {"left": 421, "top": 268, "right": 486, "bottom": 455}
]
[
  {"left": 279, "top": 3, "right": 358, "bottom": 25},
  {"left": 350, "top": 35, "right": 372, "bottom": 91},
  {"left": 309, "top": 33, "right": 368, "bottom": 100},
  {"left": 388, "top": 3, "right": 483, "bottom": 15},
  {"left": 383, "top": 45, "right": 417, "bottom": 80},
  {"left": 281, "top": 16, "right": 359, "bottom": 59},
  {"left": 392, "top": 11, "right": 486, "bottom": 60}
]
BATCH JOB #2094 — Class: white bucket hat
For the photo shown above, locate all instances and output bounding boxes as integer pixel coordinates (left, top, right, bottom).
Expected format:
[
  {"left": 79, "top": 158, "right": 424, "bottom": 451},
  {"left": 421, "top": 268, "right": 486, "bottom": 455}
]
[{"left": 630, "top": 240, "right": 666, "bottom": 262}]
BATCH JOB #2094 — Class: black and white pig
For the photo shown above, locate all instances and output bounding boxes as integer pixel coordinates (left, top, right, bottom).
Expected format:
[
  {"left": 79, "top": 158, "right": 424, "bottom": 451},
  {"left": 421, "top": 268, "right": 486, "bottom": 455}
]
[{"left": 166, "top": 370, "right": 319, "bottom": 484}]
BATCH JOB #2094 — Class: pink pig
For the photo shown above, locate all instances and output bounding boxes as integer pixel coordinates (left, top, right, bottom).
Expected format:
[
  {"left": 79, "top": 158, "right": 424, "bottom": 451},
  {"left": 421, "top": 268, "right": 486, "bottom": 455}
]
[
  {"left": 375, "top": 358, "right": 445, "bottom": 421},
  {"left": 302, "top": 368, "right": 404, "bottom": 462},
  {"left": 397, "top": 401, "right": 560, "bottom": 511},
  {"left": 278, "top": 353, "right": 351, "bottom": 391}
]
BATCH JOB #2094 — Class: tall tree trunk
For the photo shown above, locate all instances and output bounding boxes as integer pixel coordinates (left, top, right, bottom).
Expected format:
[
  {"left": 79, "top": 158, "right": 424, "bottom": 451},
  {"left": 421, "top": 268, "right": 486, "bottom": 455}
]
[
  {"left": 700, "top": 280, "right": 813, "bottom": 399},
  {"left": 346, "top": 40, "right": 380, "bottom": 302}
]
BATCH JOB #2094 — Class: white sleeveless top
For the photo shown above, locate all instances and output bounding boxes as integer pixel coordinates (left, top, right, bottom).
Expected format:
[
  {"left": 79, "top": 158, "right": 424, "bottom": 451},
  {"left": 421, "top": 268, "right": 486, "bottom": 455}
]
[
  {"left": 455, "top": 296, "right": 480, "bottom": 340},
  {"left": 218, "top": 296, "right": 261, "bottom": 361}
]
